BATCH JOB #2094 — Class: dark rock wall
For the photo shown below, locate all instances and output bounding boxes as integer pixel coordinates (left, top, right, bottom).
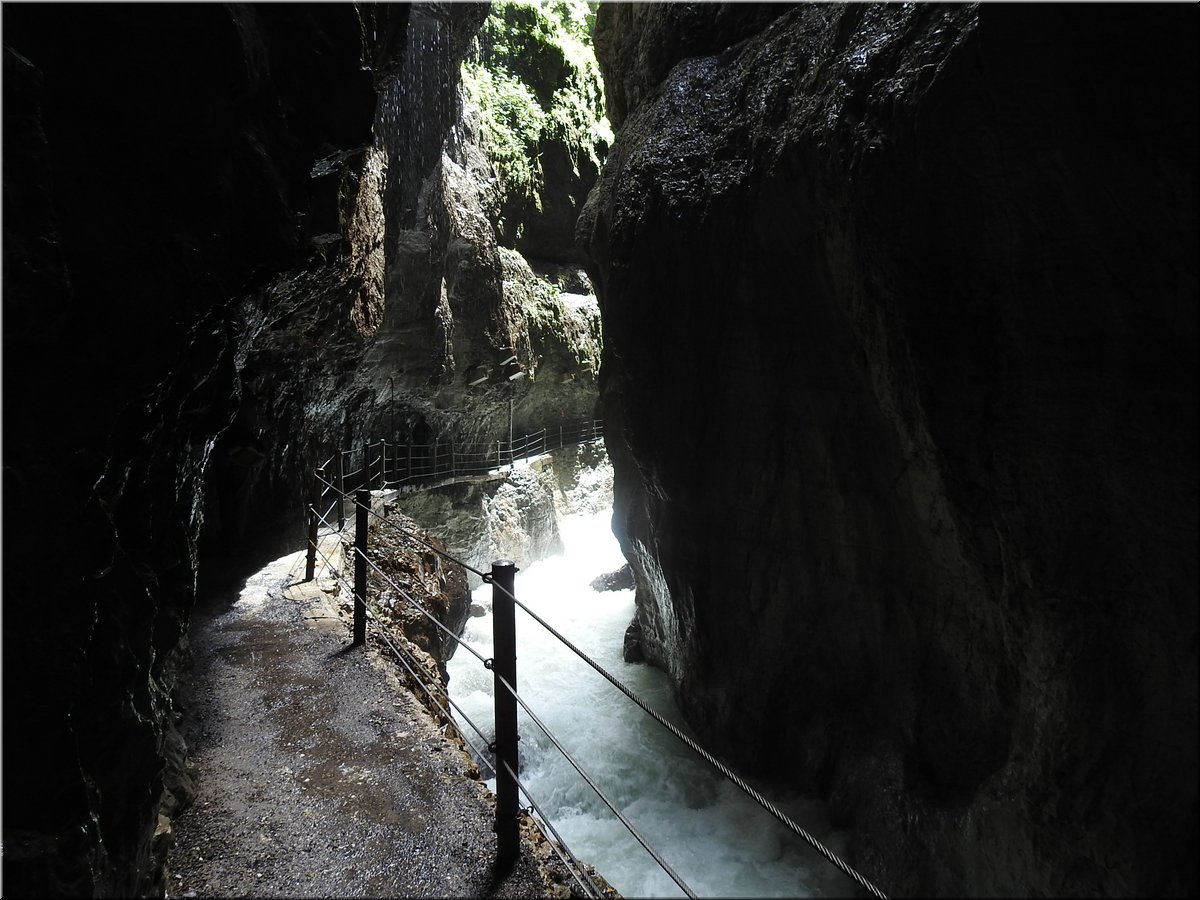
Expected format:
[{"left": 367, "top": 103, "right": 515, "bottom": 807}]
[
  {"left": 592, "top": 1, "right": 790, "bottom": 130},
  {"left": 3, "top": 1, "right": 605, "bottom": 893},
  {"left": 5, "top": 4, "right": 408, "bottom": 895},
  {"left": 580, "top": 3, "right": 1197, "bottom": 896}
]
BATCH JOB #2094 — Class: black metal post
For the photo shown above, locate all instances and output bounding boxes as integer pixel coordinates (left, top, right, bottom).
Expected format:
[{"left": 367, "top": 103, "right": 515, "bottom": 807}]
[
  {"left": 491, "top": 559, "right": 519, "bottom": 869},
  {"left": 305, "top": 465, "right": 324, "bottom": 581},
  {"left": 362, "top": 439, "right": 370, "bottom": 491},
  {"left": 336, "top": 450, "right": 346, "bottom": 531},
  {"left": 353, "top": 488, "right": 369, "bottom": 646}
]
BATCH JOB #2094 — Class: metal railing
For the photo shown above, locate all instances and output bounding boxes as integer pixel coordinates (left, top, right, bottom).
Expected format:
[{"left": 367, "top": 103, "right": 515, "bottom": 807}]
[
  {"left": 332, "top": 419, "right": 603, "bottom": 495},
  {"left": 299, "top": 467, "right": 889, "bottom": 900}
]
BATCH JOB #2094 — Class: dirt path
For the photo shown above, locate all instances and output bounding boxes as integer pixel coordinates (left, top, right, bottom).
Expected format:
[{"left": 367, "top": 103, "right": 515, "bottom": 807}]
[{"left": 164, "top": 541, "right": 560, "bottom": 898}]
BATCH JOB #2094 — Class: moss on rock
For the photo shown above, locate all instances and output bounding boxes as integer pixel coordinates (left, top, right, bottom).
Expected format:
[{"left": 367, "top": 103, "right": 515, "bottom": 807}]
[{"left": 460, "top": 0, "right": 610, "bottom": 260}]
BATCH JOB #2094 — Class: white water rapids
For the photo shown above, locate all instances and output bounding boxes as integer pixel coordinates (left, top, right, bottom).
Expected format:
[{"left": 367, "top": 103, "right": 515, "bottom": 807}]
[{"left": 446, "top": 507, "right": 853, "bottom": 898}]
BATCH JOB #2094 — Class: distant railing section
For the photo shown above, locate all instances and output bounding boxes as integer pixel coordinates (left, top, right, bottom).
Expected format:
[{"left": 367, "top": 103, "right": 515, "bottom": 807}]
[{"left": 334, "top": 418, "right": 603, "bottom": 493}]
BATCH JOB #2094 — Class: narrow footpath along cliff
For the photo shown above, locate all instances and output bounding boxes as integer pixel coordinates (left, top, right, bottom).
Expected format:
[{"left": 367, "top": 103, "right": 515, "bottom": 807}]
[
  {"left": 579, "top": 4, "right": 1197, "bottom": 896},
  {"left": 164, "top": 535, "right": 554, "bottom": 899}
]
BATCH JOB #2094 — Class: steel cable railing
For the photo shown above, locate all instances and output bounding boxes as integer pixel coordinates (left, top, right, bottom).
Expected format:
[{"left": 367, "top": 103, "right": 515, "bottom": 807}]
[
  {"left": 489, "top": 573, "right": 889, "bottom": 900},
  {"left": 492, "top": 669, "right": 697, "bottom": 900},
  {"left": 305, "top": 504, "right": 603, "bottom": 898},
  {"left": 307, "top": 505, "right": 485, "bottom": 745},
  {"left": 305, "top": 527, "right": 355, "bottom": 597},
  {"left": 499, "top": 758, "right": 607, "bottom": 900},
  {"left": 308, "top": 494, "right": 488, "bottom": 667},
  {"left": 338, "top": 496, "right": 700, "bottom": 897},
  {"left": 337, "top": 419, "right": 604, "bottom": 490},
  {"left": 360, "top": 623, "right": 597, "bottom": 897},
  {"left": 332, "top": 492, "right": 698, "bottom": 896},
  {"left": 304, "top": 462, "right": 888, "bottom": 900}
]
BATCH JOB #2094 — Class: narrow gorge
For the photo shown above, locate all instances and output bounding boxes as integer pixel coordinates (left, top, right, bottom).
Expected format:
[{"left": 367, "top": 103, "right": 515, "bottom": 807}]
[{"left": 3, "top": 3, "right": 1196, "bottom": 898}]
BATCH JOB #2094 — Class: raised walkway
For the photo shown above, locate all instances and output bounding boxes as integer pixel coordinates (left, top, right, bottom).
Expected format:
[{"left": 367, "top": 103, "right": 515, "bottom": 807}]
[{"left": 165, "top": 531, "right": 563, "bottom": 898}]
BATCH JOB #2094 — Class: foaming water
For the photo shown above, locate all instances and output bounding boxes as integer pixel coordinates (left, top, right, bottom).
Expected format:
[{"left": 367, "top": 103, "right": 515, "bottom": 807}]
[{"left": 446, "top": 508, "right": 851, "bottom": 898}]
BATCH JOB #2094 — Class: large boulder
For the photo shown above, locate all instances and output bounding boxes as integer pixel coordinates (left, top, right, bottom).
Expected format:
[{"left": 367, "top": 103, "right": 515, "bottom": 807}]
[{"left": 580, "top": 3, "right": 1197, "bottom": 896}]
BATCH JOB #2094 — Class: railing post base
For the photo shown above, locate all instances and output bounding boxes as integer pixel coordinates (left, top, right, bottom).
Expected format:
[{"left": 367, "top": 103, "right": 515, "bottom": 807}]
[
  {"left": 491, "top": 559, "right": 519, "bottom": 870},
  {"left": 336, "top": 450, "right": 346, "bottom": 531},
  {"left": 353, "top": 488, "right": 369, "bottom": 645},
  {"left": 305, "top": 465, "right": 324, "bottom": 582}
]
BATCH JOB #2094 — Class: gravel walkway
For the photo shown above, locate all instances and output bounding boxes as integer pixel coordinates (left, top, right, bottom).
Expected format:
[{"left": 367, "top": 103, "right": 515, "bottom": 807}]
[{"left": 165, "top": 539, "right": 564, "bottom": 898}]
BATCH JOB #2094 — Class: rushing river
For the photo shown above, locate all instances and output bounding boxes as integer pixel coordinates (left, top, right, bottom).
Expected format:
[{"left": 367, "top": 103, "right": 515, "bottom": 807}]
[{"left": 446, "top": 507, "right": 853, "bottom": 898}]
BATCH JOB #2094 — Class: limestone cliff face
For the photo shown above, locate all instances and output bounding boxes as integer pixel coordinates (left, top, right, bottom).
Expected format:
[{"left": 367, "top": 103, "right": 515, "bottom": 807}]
[
  {"left": 580, "top": 4, "right": 1197, "bottom": 896},
  {"left": 391, "top": 443, "right": 613, "bottom": 588},
  {"left": 347, "top": 3, "right": 602, "bottom": 450}
]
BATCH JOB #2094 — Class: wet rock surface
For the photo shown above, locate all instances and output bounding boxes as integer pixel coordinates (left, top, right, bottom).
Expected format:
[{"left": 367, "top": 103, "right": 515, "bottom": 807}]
[
  {"left": 388, "top": 469, "right": 562, "bottom": 589},
  {"left": 167, "top": 547, "right": 556, "bottom": 899},
  {"left": 582, "top": 3, "right": 1197, "bottom": 896},
  {"left": 391, "top": 446, "right": 613, "bottom": 588},
  {"left": 590, "top": 564, "right": 634, "bottom": 593}
]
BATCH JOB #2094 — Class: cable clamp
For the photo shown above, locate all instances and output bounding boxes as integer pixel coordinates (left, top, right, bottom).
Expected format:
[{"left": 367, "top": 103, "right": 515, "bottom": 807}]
[
  {"left": 481, "top": 573, "right": 494, "bottom": 584},
  {"left": 483, "top": 658, "right": 494, "bottom": 670}
]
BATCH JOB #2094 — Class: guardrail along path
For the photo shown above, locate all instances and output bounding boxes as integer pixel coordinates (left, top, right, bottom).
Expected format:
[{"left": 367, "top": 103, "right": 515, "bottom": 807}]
[{"left": 166, "top": 540, "right": 563, "bottom": 898}]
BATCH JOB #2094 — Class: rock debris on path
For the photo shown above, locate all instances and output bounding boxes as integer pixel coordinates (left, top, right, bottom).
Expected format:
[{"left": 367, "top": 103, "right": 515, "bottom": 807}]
[{"left": 165, "top": 541, "right": 579, "bottom": 898}]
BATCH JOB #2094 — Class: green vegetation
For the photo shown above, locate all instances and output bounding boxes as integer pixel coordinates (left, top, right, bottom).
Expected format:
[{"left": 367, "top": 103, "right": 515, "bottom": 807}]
[
  {"left": 460, "top": 62, "right": 546, "bottom": 197},
  {"left": 461, "top": 0, "right": 611, "bottom": 211},
  {"left": 498, "top": 247, "right": 602, "bottom": 375},
  {"left": 522, "top": 274, "right": 603, "bottom": 375}
]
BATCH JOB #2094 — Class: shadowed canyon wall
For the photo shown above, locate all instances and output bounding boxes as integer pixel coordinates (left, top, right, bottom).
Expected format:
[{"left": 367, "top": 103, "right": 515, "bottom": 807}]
[
  {"left": 4, "top": 6, "right": 378, "bottom": 893},
  {"left": 580, "top": 3, "right": 1196, "bottom": 896},
  {"left": 2, "top": 2, "right": 603, "bottom": 894}
]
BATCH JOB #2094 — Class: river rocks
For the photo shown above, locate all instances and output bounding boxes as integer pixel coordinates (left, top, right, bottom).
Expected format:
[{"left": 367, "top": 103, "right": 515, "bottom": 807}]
[
  {"left": 484, "top": 467, "right": 566, "bottom": 571},
  {"left": 391, "top": 447, "right": 613, "bottom": 589},
  {"left": 581, "top": 3, "right": 1196, "bottom": 896},
  {"left": 391, "top": 465, "right": 563, "bottom": 587},
  {"left": 360, "top": 511, "right": 472, "bottom": 674},
  {"left": 621, "top": 619, "right": 646, "bottom": 665},
  {"left": 548, "top": 441, "right": 613, "bottom": 515},
  {"left": 591, "top": 563, "right": 635, "bottom": 593}
]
